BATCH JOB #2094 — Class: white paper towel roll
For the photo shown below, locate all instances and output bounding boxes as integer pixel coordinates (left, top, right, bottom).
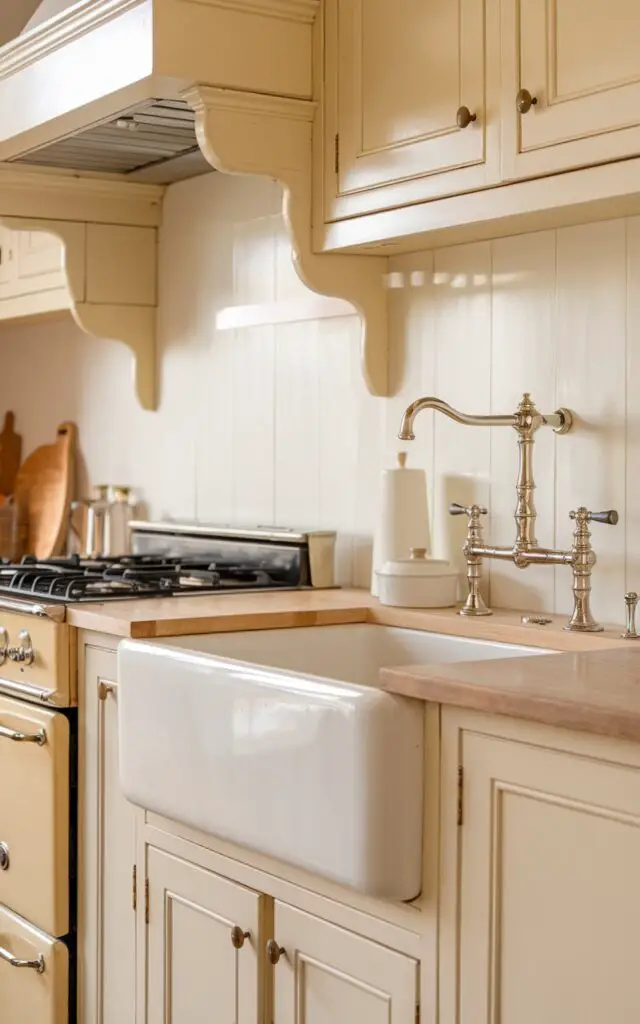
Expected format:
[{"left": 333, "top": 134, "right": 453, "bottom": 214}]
[{"left": 371, "top": 452, "right": 430, "bottom": 596}]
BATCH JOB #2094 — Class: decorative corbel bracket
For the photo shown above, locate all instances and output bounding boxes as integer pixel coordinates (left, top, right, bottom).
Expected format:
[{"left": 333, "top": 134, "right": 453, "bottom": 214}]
[
  {"left": 0, "top": 168, "right": 163, "bottom": 411},
  {"left": 184, "top": 84, "right": 390, "bottom": 396}
]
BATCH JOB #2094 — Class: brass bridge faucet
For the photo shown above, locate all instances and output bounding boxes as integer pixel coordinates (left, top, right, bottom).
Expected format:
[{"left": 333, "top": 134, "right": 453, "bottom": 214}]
[{"left": 398, "top": 393, "right": 618, "bottom": 632}]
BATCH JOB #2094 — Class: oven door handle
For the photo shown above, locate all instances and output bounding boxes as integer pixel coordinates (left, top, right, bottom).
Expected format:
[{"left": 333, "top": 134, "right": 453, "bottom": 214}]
[
  {"left": 0, "top": 723, "right": 46, "bottom": 745},
  {"left": 0, "top": 944, "right": 45, "bottom": 973}
]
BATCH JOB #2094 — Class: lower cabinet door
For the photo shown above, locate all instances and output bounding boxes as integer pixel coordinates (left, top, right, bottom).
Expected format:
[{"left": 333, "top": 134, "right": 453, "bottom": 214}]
[
  {"left": 272, "top": 902, "right": 419, "bottom": 1024},
  {"left": 145, "top": 847, "right": 263, "bottom": 1024},
  {"left": 0, "top": 903, "right": 68, "bottom": 1024},
  {"left": 441, "top": 713, "right": 640, "bottom": 1024}
]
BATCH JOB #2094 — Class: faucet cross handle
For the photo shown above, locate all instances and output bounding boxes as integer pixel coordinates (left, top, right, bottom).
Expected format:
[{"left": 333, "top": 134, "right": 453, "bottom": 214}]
[
  {"left": 449, "top": 503, "right": 488, "bottom": 519},
  {"left": 569, "top": 507, "right": 619, "bottom": 526}
]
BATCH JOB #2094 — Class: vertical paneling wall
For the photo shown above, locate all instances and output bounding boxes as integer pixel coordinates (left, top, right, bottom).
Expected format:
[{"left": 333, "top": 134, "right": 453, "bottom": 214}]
[{"left": 0, "top": 171, "right": 637, "bottom": 623}]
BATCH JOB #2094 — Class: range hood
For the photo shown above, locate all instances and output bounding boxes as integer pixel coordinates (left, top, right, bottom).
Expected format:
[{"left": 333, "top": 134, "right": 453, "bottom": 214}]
[{"left": 0, "top": 0, "right": 317, "bottom": 181}]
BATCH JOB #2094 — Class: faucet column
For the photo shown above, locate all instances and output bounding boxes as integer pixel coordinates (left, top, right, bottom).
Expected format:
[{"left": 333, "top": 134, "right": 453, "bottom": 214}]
[
  {"left": 565, "top": 507, "right": 619, "bottom": 632},
  {"left": 449, "top": 503, "right": 492, "bottom": 616}
]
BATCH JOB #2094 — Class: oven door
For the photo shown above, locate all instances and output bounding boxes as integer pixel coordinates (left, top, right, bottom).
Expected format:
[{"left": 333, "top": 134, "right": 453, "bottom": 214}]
[
  {"left": 0, "top": 904, "right": 68, "bottom": 1024},
  {"left": 0, "top": 696, "right": 69, "bottom": 937}
]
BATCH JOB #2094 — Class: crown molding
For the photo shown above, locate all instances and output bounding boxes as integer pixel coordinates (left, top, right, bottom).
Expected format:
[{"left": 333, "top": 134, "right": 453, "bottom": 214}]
[
  {"left": 184, "top": 84, "right": 315, "bottom": 122},
  {"left": 0, "top": 0, "right": 145, "bottom": 79},
  {"left": 180, "top": 0, "right": 320, "bottom": 24}
]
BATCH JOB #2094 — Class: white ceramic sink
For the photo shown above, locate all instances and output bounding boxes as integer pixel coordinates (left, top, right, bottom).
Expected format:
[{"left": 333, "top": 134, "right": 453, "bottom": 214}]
[{"left": 118, "top": 624, "right": 547, "bottom": 900}]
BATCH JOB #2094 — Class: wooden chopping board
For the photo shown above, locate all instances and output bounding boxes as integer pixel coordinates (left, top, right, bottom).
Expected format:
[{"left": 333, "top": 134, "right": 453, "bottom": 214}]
[
  {"left": 0, "top": 411, "right": 22, "bottom": 497},
  {"left": 14, "top": 422, "right": 77, "bottom": 559}
]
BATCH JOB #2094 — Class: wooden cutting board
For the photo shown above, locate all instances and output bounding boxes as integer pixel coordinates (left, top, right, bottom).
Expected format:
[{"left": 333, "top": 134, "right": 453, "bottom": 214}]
[
  {"left": 0, "top": 411, "right": 22, "bottom": 496},
  {"left": 14, "top": 422, "right": 77, "bottom": 559}
]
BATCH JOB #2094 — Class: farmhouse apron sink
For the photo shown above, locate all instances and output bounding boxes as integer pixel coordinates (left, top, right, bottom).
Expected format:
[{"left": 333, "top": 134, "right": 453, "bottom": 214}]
[{"left": 117, "top": 624, "right": 545, "bottom": 900}]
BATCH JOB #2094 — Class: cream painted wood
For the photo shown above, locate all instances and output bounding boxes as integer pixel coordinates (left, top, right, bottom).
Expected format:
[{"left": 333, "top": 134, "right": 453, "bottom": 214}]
[
  {"left": 440, "top": 708, "right": 640, "bottom": 1024},
  {"left": 0, "top": 903, "right": 68, "bottom": 1024},
  {"left": 79, "top": 642, "right": 137, "bottom": 1024},
  {"left": 273, "top": 902, "right": 419, "bottom": 1024},
  {"left": 502, "top": 0, "right": 640, "bottom": 181},
  {"left": 325, "top": 0, "right": 499, "bottom": 221},
  {"left": 145, "top": 846, "right": 264, "bottom": 1024},
  {"left": 0, "top": 694, "right": 69, "bottom": 937}
]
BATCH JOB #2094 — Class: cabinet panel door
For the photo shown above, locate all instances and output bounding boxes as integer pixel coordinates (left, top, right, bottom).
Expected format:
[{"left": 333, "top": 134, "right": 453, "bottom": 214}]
[
  {"left": 326, "top": 0, "right": 495, "bottom": 220},
  {"left": 80, "top": 645, "right": 137, "bottom": 1024},
  {"left": 503, "top": 0, "right": 640, "bottom": 178},
  {"left": 14, "top": 231, "right": 66, "bottom": 296},
  {"left": 274, "top": 901, "right": 418, "bottom": 1024},
  {"left": 146, "top": 847, "right": 262, "bottom": 1024},
  {"left": 441, "top": 715, "right": 640, "bottom": 1024}
]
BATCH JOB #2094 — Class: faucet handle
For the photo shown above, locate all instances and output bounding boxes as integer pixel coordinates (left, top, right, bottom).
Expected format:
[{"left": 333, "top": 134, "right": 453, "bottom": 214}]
[
  {"left": 569, "top": 507, "right": 619, "bottom": 526},
  {"left": 449, "top": 503, "right": 488, "bottom": 518}
]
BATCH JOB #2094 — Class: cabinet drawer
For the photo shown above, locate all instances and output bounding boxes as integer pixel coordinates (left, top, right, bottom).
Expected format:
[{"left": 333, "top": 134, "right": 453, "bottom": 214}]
[
  {"left": 0, "top": 696, "right": 69, "bottom": 936},
  {"left": 0, "top": 904, "right": 68, "bottom": 1024}
]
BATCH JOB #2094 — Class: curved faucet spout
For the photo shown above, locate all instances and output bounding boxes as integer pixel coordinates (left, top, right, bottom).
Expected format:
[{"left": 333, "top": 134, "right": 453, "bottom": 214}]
[{"left": 398, "top": 397, "right": 516, "bottom": 441}]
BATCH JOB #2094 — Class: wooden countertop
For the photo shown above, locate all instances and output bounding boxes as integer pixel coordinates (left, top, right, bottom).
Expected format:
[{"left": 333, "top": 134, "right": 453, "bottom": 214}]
[
  {"left": 381, "top": 648, "right": 640, "bottom": 743},
  {"left": 68, "top": 588, "right": 640, "bottom": 740},
  {"left": 67, "top": 588, "right": 632, "bottom": 645}
]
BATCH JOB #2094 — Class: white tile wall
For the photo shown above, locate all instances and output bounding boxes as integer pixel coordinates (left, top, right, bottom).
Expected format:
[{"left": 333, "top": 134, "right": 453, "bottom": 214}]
[{"left": 0, "top": 170, "right": 637, "bottom": 623}]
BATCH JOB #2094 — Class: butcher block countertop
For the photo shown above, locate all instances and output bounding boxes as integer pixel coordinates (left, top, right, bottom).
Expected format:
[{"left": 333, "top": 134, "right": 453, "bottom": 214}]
[
  {"left": 381, "top": 649, "right": 640, "bottom": 744},
  {"left": 67, "top": 588, "right": 640, "bottom": 740},
  {"left": 67, "top": 587, "right": 631, "bottom": 645}
]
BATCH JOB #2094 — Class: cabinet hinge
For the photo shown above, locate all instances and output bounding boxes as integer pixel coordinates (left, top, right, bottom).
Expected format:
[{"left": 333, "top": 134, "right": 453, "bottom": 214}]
[
  {"left": 457, "top": 765, "right": 464, "bottom": 826},
  {"left": 132, "top": 865, "right": 137, "bottom": 912},
  {"left": 144, "top": 877, "right": 150, "bottom": 924},
  {"left": 415, "top": 1003, "right": 421, "bottom": 1024},
  {"left": 334, "top": 133, "right": 340, "bottom": 175}
]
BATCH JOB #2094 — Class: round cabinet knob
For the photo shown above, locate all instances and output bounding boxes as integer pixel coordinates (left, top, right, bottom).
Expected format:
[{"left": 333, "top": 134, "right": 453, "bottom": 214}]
[
  {"left": 0, "top": 842, "right": 9, "bottom": 871},
  {"left": 516, "top": 88, "right": 538, "bottom": 114},
  {"left": 230, "top": 926, "right": 250, "bottom": 950},
  {"left": 266, "top": 939, "right": 285, "bottom": 965},
  {"left": 456, "top": 105, "right": 477, "bottom": 129}
]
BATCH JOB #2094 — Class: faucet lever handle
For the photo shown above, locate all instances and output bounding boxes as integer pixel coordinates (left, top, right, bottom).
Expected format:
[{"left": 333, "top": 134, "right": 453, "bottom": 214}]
[
  {"left": 569, "top": 507, "right": 619, "bottom": 526},
  {"left": 449, "top": 503, "right": 488, "bottom": 518}
]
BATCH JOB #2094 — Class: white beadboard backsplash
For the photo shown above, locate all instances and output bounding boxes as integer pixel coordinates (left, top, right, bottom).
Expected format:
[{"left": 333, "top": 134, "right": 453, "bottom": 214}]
[{"left": 0, "top": 171, "right": 637, "bottom": 625}]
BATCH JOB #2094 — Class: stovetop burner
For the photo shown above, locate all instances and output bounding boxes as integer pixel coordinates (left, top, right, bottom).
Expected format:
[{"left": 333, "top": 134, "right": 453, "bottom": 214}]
[{"left": 0, "top": 553, "right": 302, "bottom": 604}]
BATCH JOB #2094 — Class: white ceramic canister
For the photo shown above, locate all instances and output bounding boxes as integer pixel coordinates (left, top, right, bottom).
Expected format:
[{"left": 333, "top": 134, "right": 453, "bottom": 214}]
[
  {"left": 371, "top": 451, "right": 430, "bottom": 596},
  {"left": 376, "top": 547, "right": 459, "bottom": 608}
]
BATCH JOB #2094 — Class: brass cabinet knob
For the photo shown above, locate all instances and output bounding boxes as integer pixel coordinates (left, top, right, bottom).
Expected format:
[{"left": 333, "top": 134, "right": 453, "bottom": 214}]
[
  {"left": 266, "top": 939, "right": 285, "bottom": 965},
  {"left": 230, "top": 926, "right": 250, "bottom": 950},
  {"left": 456, "top": 105, "right": 477, "bottom": 129},
  {"left": 516, "top": 88, "right": 538, "bottom": 114},
  {"left": 0, "top": 842, "right": 9, "bottom": 871}
]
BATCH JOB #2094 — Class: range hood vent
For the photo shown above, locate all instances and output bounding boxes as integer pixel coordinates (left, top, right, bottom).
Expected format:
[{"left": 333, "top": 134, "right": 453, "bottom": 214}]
[{"left": 7, "top": 99, "right": 210, "bottom": 183}]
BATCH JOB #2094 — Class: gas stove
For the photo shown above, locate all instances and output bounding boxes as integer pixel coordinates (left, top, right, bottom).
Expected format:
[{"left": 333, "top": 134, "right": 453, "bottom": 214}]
[{"left": 0, "top": 522, "right": 336, "bottom": 612}]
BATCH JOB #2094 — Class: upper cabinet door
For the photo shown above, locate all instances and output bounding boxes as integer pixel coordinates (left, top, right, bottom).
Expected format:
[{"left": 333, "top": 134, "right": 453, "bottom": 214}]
[
  {"left": 502, "top": 0, "right": 640, "bottom": 179},
  {"left": 324, "top": 0, "right": 498, "bottom": 221}
]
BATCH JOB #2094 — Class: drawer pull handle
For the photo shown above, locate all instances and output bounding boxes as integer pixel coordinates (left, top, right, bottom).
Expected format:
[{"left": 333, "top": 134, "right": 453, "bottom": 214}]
[
  {"left": 266, "top": 939, "right": 285, "bottom": 965},
  {"left": 516, "top": 88, "right": 538, "bottom": 114},
  {"left": 0, "top": 724, "right": 46, "bottom": 745},
  {"left": 456, "top": 105, "right": 477, "bottom": 129},
  {"left": 0, "top": 944, "right": 45, "bottom": 973},
  {"left": 230, "top": 926, "right": 250, "bottom": 950}
]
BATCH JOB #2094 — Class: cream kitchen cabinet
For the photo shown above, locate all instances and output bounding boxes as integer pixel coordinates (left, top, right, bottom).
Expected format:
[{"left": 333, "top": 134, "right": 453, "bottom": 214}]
[
  {"left": 501, "top": 0, "right": 640, "bottom": 181},
  {"left": 440, "top": 708, "right": 640, "bottom": 1024},
  {"left": 323, "top": 0, "right": 499, "bottom": 221},
  {"left": 0, "top": 225, "right": 68, "bottom": 320},
  {"left": 79, "top": 641, "right": 138, "bottom": 1024},
  {"left": 272, "top": 901, "right": 419, "bottom": 1024},
  {"left": 144, "top": 846, "right": 264, "bottom": 1024}
]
